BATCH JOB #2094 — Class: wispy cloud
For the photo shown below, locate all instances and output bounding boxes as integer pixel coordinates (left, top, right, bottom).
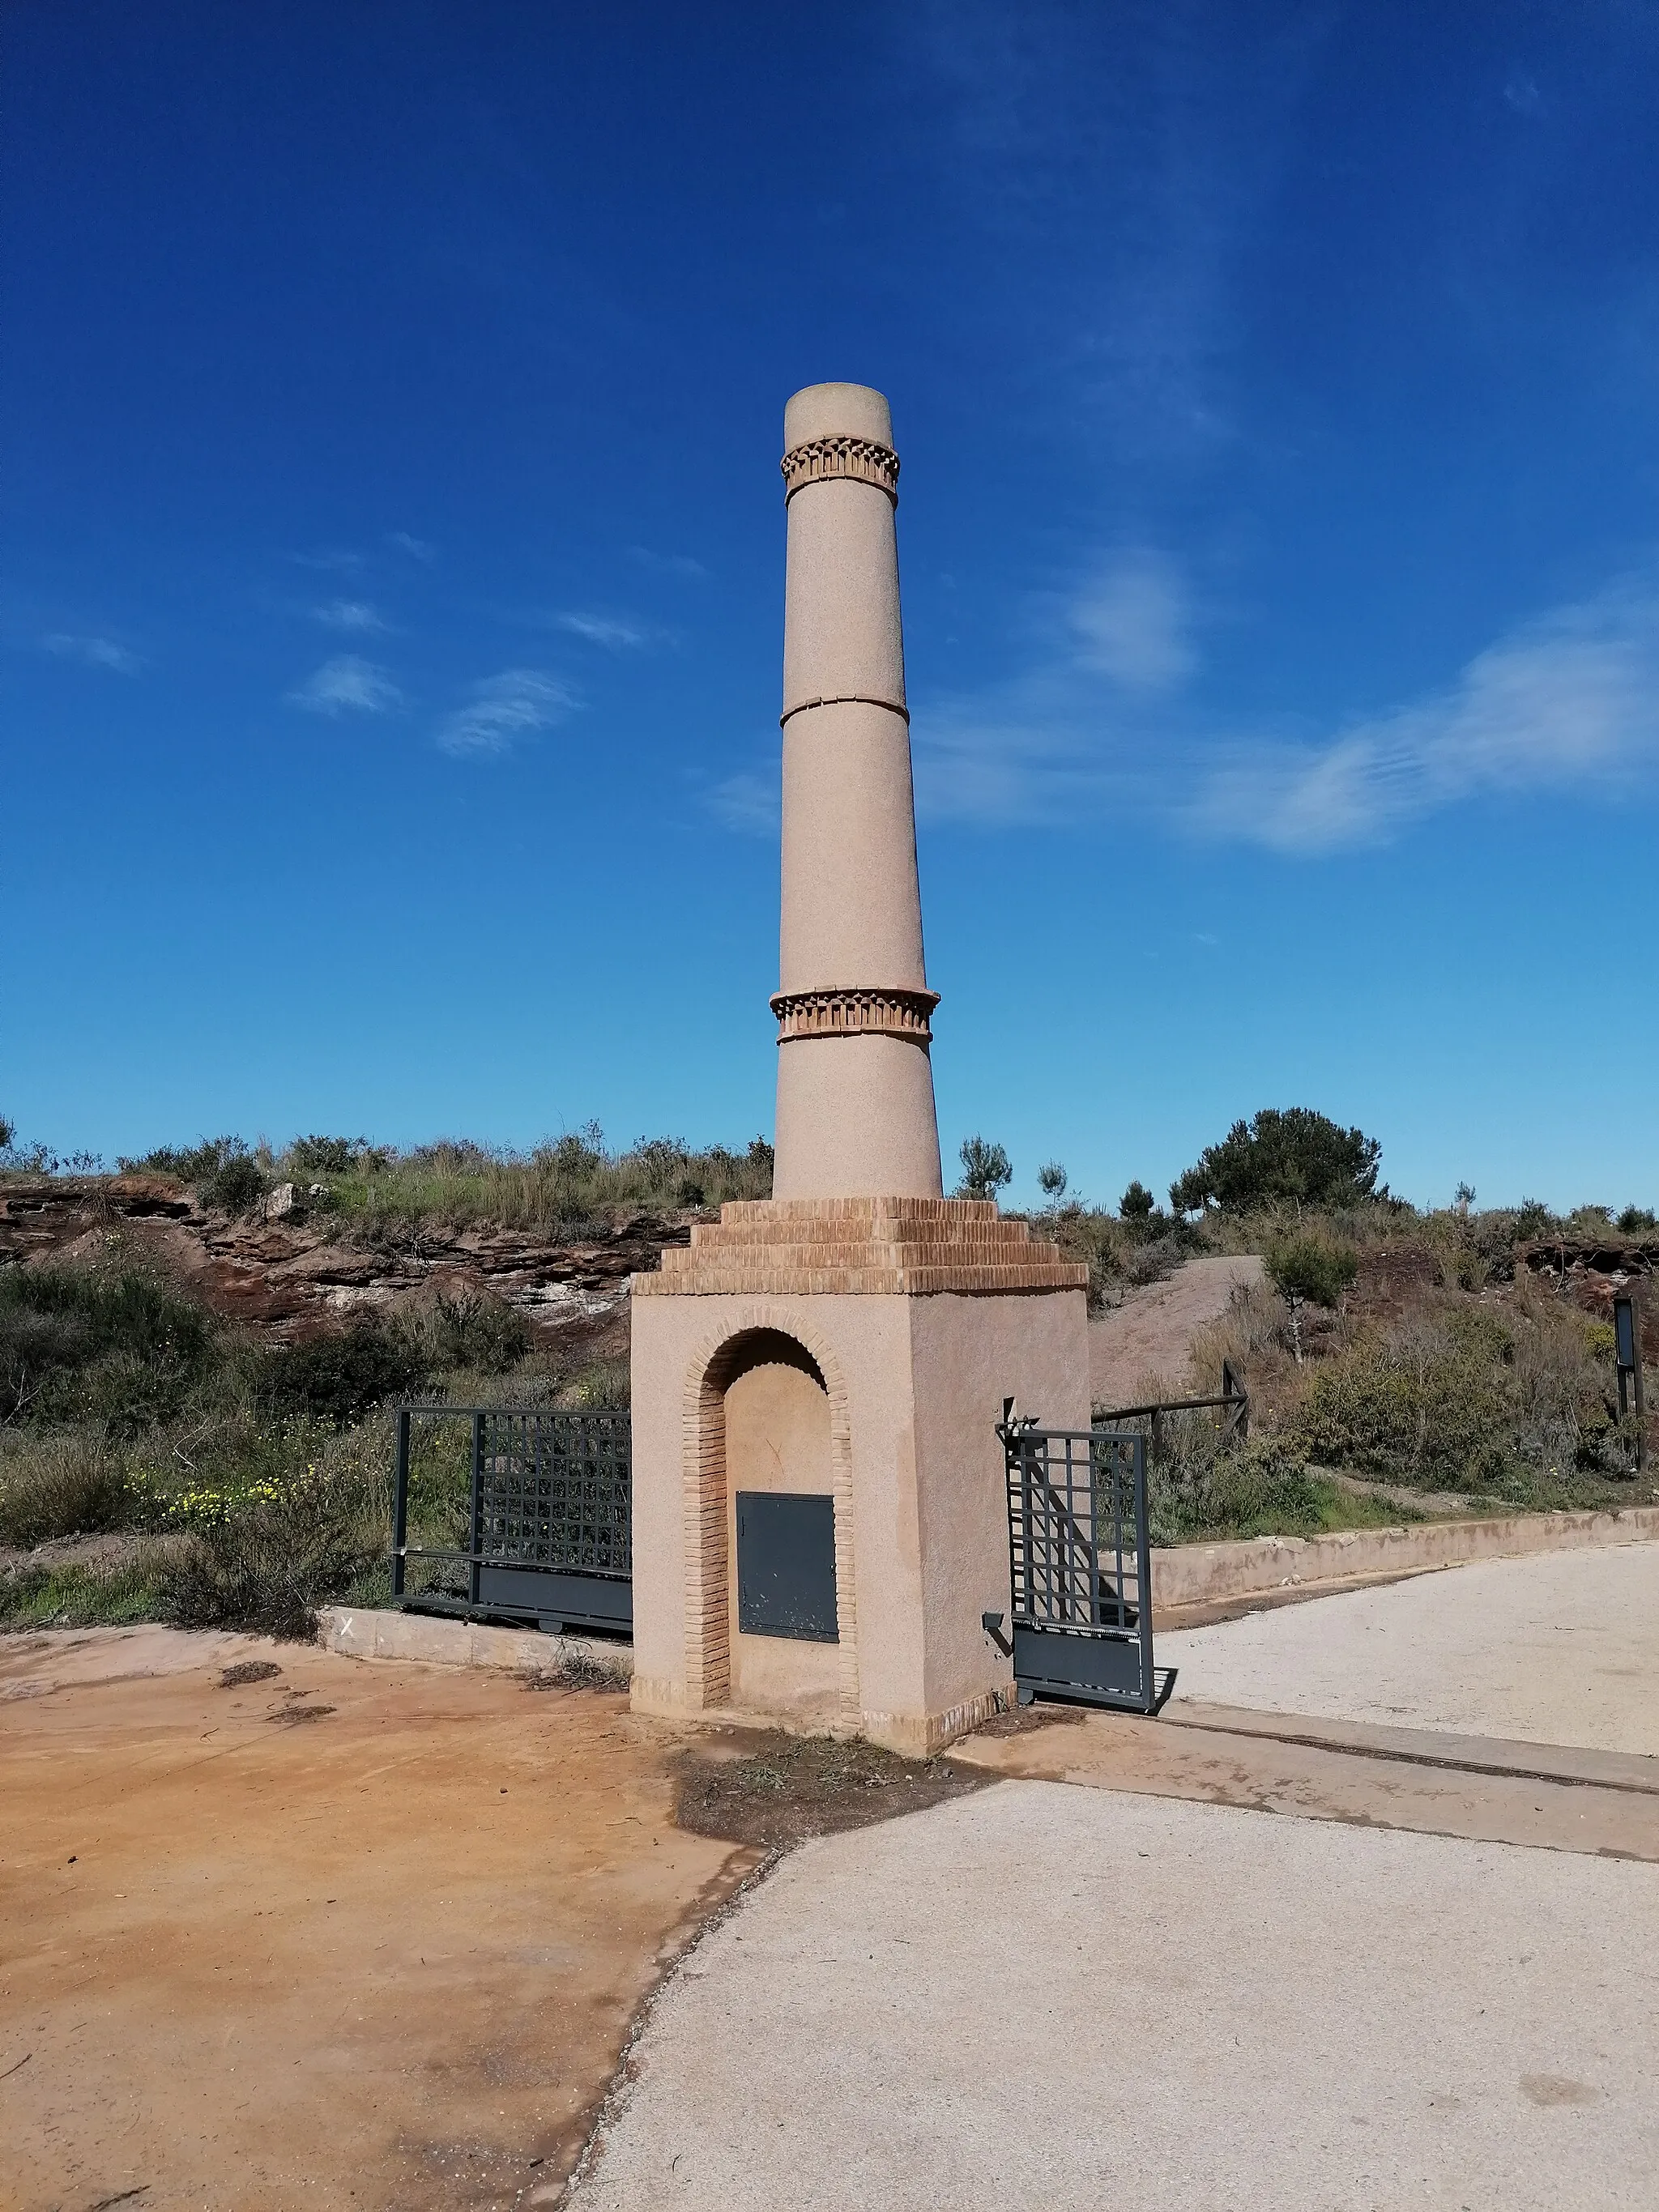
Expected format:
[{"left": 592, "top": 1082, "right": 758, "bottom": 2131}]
[
  {"left": 911, "top": 565, "right": 1659, "bottom": 852},
  {"left": 707, "top": 771, "right": 779, "bottom": 837},
  {"left": 1503, "top": 71, "right": 1544, "bottom": 117},
  {"left": 556, "top": 611, "right": 652, "bottom": 651},
  {"left": 311, "top": 599, "right": 387, "bottom": 633},
  {"left": 43, "top": 632, "right": 142, "bottom": 675},
  {"left": 288, "top": 655, "right": 403, "bottom": 715},
  {"left": 897, "top": 5, "right": 1326, "bottom": 465},
  {"left": 289, "top": 548, "right": 365, "bottom": 574},
  {"left": 628, "top": 545, "right": 710, "bottom": 581},
  {"left": 1189, "top": 579, "right": 1659, "bottom": 853},
  {"left": 1068, "top": 551, "right": 1193, "bottom": 691},
  {"left": 386, "top": 531, "right": 435, "bottom": 561},
  {"left": 437, "top": 669, "right": 576, "bottom": 757}
]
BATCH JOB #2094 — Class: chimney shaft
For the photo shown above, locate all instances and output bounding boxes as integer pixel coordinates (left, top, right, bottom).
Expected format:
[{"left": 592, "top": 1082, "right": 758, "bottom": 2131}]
[{"left": 771, "top": 384, "right": 944, "bottom": 1200}]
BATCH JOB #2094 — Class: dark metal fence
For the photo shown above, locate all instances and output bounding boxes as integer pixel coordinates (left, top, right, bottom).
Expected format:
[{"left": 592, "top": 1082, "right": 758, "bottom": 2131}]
[
  {"left": 391, "top": 1404, "right": 632, "bottom": 1634},
  {"left": 991, "top": 1408, "right": 1175, "bottom": 1715},
  {"left": 1094, "top": 1358, "right": 1249, "bottom": 1455}
]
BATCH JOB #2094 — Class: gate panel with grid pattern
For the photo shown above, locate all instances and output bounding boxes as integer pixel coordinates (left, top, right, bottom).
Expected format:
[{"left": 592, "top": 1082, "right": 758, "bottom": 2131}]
[
  {"left": 1000, "top": 1416, "right": 1174, "bottom": 1715},
  {"left": 392, "top": 1404, "right": 632, "bottom": 1634}
]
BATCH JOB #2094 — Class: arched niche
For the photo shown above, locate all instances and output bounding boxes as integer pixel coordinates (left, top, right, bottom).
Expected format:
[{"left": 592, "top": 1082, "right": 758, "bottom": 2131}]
[{"left": 692, "top": 1324, "right": 850, "bottom": 1725}]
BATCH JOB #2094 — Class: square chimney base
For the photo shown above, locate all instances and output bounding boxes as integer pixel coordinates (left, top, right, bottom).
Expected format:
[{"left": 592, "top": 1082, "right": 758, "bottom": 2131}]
[{"left": 628, "top": 1200, "right": 1090, "bottom": 1755}]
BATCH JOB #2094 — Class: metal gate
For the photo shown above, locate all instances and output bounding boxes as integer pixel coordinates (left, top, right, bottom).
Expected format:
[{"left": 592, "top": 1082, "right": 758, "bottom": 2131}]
[
  {"left": 391, "top": 1404, "right": 632, "bottom": 1634},
  {"left": 991, "top": 1404, "right": 1175, "bottom": 1715}
]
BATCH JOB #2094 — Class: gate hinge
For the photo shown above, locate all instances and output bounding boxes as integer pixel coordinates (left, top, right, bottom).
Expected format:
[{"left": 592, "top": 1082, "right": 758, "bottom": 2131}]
[{"left": 981, "top": 1610, "right": 1014, "bottom": 1657}]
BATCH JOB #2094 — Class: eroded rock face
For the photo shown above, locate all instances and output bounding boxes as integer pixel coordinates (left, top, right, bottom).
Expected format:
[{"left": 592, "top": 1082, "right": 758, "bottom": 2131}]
[{"left": 0, "top": 1176, "right": 690, "bottom": 1350}]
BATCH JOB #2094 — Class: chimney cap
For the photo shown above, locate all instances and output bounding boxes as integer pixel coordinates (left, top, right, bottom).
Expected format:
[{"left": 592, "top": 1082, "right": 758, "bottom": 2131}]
[{"left": 784, "top": 382, "right": 893, "bottom": 453}]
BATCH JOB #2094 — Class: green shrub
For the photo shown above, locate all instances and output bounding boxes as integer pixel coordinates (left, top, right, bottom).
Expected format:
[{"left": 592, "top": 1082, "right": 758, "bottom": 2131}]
[
  {"left": 401, "top": 1289, "right": 530, "bottom": 1377},
  {"left": 158, "top": 1465, "right": 377, "bottom": 1639},
  {"left": 1143, "top": 1429, "right": 1336, "bottom": 1545},
  {"left": 0, "top": 1263, "right": 214, "bottom": 1427},
  {"left": 257, "top": 1320, "right": 428, "bottom": 1429},
  {"left": 288, "top": 1135, "right": 365, "bottom": 1174},
  {"left": 0, "top": 1430, "right": 133, "bottom": 1545},
  {"left": 1171, "top": 1108, "right": 1382, "bottom": 1215},
  {"left": 1, "top": 1547, "right": 169, "bottom": 1630},
  {"left": 1266, "top": 1232, "right": 1358, "bottom": 1360},
  {"left": 957, "top": 1136, "right": 1012, "bottom": 1200},
  {"left": 120, "top": 1134, "right": 271, "bottom": 1213}
]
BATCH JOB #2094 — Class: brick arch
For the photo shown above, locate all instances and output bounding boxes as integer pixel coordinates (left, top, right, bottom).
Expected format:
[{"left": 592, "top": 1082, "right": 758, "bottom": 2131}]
[{"left": 680, "top": 1307, "right": 858, "bottom": 1723}]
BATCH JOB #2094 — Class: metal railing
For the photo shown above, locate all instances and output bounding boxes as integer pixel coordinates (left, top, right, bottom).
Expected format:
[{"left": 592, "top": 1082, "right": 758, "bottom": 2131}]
[
  {"left": 1094, "top": 1358, "right": 1249, "bottom": 1454},
  {"left": 391, "top": 1403, "right": 632, "bottom": 1634}
]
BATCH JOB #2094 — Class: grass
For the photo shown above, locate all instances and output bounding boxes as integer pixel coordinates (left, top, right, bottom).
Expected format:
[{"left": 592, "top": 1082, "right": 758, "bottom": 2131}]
[
  {"left": 0, "top": 1544, "right": 173, "bottom": 1631},
  {"left": 114, "top": 1127, "right": 775, "bottom": 1231}
]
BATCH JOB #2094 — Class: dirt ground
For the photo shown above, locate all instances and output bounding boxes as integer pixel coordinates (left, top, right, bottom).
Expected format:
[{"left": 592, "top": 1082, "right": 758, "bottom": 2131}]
[
  {"left": 1088, "top": 1254, "right": 1263, "bottom": 1404},
  {"left": 0, "top": 1628, "right": 758, "bottom": 2212}
]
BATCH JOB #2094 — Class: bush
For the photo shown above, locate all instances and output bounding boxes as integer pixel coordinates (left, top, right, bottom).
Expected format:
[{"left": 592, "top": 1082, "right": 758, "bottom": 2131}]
[
  {"left": 401, "top": 1289, "right": 529, "bottom": 1377},
  {"left": 1144, "top": 1429, "right": 1329, "bottom": 1545},
  {"left": 0, "top": 1263, "right": 214, "bottom": 1427},
  {"left": 257, "top": 1320, "right": 428, "bottom": 1429},
  {"left": 956, "top": 1136, "right": 1011, "bottom": 1200},
  {"left": 1267, "top": 1234, "right": 1359, "bottom": 1312},
  {"left": 288, "top": 1135, "right": 364, "bottom": 1174},
  {"left": 1266, "top": 1232, "right": 1358, "bottom": 1361},
  {"left": 159, "top": 1464, "right": 377, "bottom": 1639},
  {"left": 0, "top": 1430, "right": 133, "bottom": 1546},
  {"left": 207, "top": 1151, "right": 267, "bottom": 1215},
  {"left": 1171, "top": 1108, "right": 1382, "bottom": 1215}
]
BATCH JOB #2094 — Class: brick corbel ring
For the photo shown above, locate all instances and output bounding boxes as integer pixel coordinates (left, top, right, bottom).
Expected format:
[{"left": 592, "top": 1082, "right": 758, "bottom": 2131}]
[
  {"left": 770, "top": 984, "right": 941, "bottom": 1046},
  {"left": 780, "top": 434, "right": 900, "bottom": 505}
]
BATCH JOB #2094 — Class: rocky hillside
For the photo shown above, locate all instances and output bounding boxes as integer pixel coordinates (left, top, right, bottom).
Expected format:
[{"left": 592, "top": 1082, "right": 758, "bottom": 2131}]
[{"left": 0, "top": 1174, "right": 695, "bottom": 1362}]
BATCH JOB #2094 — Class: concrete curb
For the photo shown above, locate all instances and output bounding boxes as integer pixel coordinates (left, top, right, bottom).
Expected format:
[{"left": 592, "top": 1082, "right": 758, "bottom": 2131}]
[
  {"left": 1163, "top": 1698, "right": 1659, "bottom": 1798},
  {"left": 314, "top": 1605, "right": 633, "bottom": 1682},
  {"left": 1149, "top": 1502, "right": 1659, "bottom": 1611}
]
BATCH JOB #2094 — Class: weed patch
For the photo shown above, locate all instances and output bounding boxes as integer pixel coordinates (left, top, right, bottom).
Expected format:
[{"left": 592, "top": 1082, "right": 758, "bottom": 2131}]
[
  {"left": 0, "top": 1545, "right": 172, "bottom": 1631},
  {"left": 158, "top": 1465, "right": 381, "bottom": 1640},
  {"left": 674, "top": 1731, "right": 987, "bottom": 1851}
]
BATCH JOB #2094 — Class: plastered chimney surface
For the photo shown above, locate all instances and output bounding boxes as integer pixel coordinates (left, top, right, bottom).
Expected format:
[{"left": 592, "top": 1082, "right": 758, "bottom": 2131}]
[{"left": 773, "top": 383, "right": 944, "bottom": 1200}]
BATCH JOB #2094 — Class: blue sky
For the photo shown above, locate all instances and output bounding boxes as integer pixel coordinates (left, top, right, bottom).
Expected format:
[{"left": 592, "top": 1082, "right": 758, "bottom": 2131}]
[{"left": 5, "top": 2, "right": 1657, "bottom": 1211}]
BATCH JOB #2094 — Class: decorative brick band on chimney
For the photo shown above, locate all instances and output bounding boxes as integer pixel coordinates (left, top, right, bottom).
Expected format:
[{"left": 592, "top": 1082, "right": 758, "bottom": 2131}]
[
  {"left": 769, "top": 984, "right": 940, "bottom": 1046},
  {"left": 781, "top": 434, "right": 900, "bottom": 505}
]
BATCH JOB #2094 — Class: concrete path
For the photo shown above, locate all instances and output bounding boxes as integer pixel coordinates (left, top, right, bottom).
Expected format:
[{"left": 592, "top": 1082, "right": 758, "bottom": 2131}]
[
  {"left": 1160, "top": 1541, "right": 1659, "bottom": 1755},
  {"left": 570, "top": 1781, "right": 1659, "bottom": 2212},
  {"left": 1089, "top": 1253, "right": 1262, "bottom": 1404}
]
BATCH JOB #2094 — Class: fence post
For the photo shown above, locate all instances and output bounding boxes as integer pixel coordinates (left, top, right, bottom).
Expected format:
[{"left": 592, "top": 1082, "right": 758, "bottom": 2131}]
[
  {"left": 468, "top": 1411, "right": 484, "bottom": 1609},
  {"left": 391, "top": 1407, "right": 410, "bottom": 1600},
  {"left": 1222, "top": 1358, "right": 1248, "bottom": 1443},
  {"left": 1132, "top": 1433, "right": 1155, "bottom": 1714},
  {"left": 1614, "top": 1293, "right": 1647, "bottom": 1473}
]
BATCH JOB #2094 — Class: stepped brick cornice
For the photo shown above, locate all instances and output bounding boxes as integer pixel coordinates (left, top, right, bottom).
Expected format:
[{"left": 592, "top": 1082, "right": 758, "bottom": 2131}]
[{"left": 633, "top": 1196, "right": 1088, "bottom": 1298}]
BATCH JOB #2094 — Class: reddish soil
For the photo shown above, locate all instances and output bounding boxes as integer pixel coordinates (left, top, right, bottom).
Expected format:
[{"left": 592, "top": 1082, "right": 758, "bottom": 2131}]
[{"left": 0, "top": 1628, "right": 757, "bottom": 2212}]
